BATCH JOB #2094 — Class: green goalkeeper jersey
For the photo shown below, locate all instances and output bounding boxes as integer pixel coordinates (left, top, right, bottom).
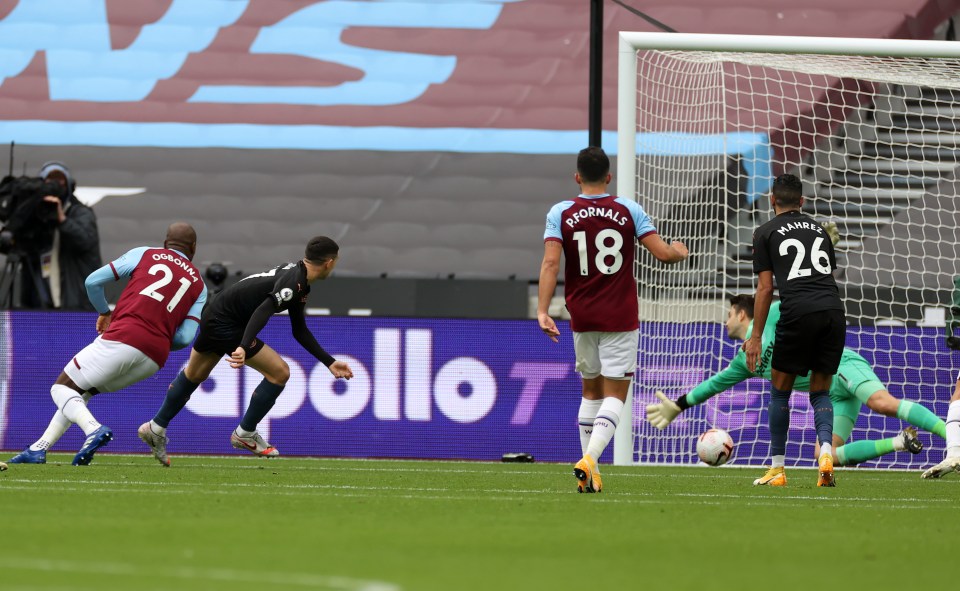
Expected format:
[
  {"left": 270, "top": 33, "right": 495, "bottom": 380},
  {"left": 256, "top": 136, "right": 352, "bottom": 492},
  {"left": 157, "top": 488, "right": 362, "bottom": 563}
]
[{"left": 686, "top": 301, "right": 864, "bottom": 405}]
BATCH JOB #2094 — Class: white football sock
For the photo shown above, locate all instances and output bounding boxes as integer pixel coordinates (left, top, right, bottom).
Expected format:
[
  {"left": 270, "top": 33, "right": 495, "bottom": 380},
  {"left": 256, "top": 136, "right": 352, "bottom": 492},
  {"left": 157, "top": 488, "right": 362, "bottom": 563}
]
[
  {"left": 771, "top": 455, "right": 785, "bottom": 468},
  {"left": 819, "top": 442, "right": 832, "bottom": 459},
  {"left": 586, "top": 397, "right": 624, "bottom": 460},
  {"left": 236, "top": 426, "right": 256, "bottom": 438},
  {"left": 30, "top": 412, "right": 70, "bottom": 451},
  {"left": 892, "top": 432, "right": 906, "bottom": 451},
  {"left": 51, "top": 384, "right": 100, "bottom": 436},
  {"left": 149, "top": 420, "right": 167, "bottom": 436},
  {"left": 946, "top": 400, "right": 960, "bottom": 457},
  {"left": 577, "top": 398, "right": 602, "bottom": 456},
  {"left": 30, "top": 392, "right": 93, "bottom": 451}
]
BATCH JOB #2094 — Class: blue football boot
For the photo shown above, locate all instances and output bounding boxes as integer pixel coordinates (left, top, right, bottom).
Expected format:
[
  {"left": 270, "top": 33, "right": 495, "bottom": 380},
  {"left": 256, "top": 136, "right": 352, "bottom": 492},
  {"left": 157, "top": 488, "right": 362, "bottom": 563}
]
[
  {"left": 9, "top": 447, "right": 46, "bottom": 464},
  {"left": 72, "top": 426, "right": 113, "bottom": 466}
]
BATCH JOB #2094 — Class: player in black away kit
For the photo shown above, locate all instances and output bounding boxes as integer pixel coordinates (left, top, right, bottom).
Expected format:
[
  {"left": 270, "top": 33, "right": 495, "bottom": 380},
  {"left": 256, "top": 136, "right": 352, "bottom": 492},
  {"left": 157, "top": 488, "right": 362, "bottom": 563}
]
[
  {"left": 743, "top": 174, "right": 845, "bottom": 488},
  {"left": 138, "top": 236, "right": 353, "bottom": 465}
]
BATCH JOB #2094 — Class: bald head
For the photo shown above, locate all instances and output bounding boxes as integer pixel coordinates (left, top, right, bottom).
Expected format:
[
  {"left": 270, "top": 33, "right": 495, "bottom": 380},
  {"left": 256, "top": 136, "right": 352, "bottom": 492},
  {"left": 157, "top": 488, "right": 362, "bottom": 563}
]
[{"left": 164, "top": 222, "right": 198, "bottom": 260}]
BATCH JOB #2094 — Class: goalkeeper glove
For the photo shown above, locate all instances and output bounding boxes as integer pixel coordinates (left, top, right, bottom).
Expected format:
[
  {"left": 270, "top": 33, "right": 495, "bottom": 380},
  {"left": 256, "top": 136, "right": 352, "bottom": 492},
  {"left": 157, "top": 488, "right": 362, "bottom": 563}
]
[
  {"left": 646, "top": 391, "right": 682, "bottom": 430},
  {"left": 820, "top": 220, "right": 840, "bottom": 246}
]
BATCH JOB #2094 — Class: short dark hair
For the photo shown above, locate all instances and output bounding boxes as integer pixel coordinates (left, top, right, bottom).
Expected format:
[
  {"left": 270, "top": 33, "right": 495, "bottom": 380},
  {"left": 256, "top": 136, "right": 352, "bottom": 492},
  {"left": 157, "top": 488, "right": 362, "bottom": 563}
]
[
  {"left": 577, "top": 146, "right": 610, "bottom": 184},
  {"left": 771, "top": 174, "right": 803, "bottom": 208},
  {"left": 305, "top": 236, "right": 339, "bottom": 263},
  {"left": 729, "top": 294, "right": 755, "bottom": 319}
]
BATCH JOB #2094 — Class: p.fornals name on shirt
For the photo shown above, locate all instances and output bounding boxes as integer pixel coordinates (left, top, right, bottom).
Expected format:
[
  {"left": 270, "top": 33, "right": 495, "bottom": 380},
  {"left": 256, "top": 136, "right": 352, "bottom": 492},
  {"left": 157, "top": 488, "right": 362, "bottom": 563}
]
[
  {"left": 775, "top": 220, "right": 823, "bottom": 236},
  {"left": 565, "top": 207, "right": 628, "bottom": 228}
]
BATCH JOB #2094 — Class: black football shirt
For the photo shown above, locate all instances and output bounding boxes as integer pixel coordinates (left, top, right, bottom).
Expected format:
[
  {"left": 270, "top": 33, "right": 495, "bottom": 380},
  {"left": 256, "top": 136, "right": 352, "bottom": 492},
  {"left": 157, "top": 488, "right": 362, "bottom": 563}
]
[
  {"left": 202, "top": 261, "right": 309, "bottom": 330},
  {"left": 752, "top": 210, "right": 843, "bottom": 318}
]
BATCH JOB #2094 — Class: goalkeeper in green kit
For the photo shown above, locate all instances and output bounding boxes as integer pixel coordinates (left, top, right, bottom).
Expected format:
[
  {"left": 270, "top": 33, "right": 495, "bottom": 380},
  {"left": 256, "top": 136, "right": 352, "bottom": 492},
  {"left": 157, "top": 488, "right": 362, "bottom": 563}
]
[{"left": 647, "top": 294, "right": 947, "bottom": 466}]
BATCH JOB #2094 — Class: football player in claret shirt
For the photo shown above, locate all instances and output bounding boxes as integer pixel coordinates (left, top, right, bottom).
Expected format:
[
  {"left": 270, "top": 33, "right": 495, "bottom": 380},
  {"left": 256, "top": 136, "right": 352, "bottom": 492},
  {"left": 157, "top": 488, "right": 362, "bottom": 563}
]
[
  {"left": 138, "top": 236, "right": 353, "bottom": 465},
  {"left": 8, "top": 223, "right": 207, "bottom": 466},
  {"left": 537, "top": 147, "right": 688, "bottom": 492},
  {"left": 743, "top": 173, "right": 846, "bottom": 488}
]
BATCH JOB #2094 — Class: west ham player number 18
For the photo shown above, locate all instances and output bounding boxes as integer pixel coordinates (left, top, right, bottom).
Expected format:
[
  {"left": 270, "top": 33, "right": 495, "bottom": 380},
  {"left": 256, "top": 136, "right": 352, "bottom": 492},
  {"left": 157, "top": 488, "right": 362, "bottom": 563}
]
[{"left": 536, "top": 147, "right": 688, "bottom": 493}]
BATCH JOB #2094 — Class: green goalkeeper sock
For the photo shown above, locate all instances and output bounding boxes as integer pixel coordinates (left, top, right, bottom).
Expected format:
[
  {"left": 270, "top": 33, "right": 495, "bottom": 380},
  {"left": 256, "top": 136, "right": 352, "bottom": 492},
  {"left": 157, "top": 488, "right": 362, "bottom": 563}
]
[
  {"left": 896, "top": 400, "right": 946, "bottom": 439},
  {"left": 835, "top": 438, "right": 896, "bottom": 466}
]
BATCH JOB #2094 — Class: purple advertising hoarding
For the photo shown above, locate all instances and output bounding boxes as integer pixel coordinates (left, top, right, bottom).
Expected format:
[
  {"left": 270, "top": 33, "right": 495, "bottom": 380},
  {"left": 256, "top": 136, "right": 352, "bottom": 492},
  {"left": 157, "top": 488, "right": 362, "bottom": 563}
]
[
  {"left": 0, "top": 312, "right": 588, "bottom": 463},
  {"left": 0, "top": 312, "right": 954, "bottom": 468}
]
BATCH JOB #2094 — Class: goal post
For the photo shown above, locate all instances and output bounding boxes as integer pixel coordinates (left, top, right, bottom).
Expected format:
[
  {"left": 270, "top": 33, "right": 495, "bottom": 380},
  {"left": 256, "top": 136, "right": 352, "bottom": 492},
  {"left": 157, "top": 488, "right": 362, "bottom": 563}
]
[{"left": 615, "top": 32, "right": 960, "bottom": 468}]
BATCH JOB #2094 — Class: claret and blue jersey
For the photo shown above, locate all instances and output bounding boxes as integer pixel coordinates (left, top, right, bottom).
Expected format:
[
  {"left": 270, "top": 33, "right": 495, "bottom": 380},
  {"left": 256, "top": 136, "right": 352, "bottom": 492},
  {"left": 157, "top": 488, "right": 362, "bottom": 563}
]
[
  {"left": 85, "top": 246, "right": 207, "bottom": 367},
  {"left": 543, "top": 193, "right": 656, "bottom": 333}
]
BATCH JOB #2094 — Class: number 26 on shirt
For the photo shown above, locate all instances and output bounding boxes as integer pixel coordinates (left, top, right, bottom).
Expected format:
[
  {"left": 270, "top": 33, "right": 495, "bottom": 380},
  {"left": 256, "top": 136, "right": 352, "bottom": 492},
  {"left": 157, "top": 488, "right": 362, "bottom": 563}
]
[{"left": 779, "top": 237, "right": 832, "bottom": 280}]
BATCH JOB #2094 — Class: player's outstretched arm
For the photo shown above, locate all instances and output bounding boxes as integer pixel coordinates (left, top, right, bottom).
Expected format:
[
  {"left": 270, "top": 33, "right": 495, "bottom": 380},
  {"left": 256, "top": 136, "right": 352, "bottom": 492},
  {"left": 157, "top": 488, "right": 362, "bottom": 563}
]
[
  {"left": 537, "top": 241, "right": 562, "bottom": 343},
  {"left": 646, "top": 360, "right": 753, "bottom": 429},
  {"left": 328, "top": 360, "right": 353, "bottom": 379},
  {"left": 647, "top": 391, "right": 682, "bottom": 429},
  {"left": 639, "top": 234, "right": 688, "bottom": 264},
  {"left": 288, "top": 302, "right": 347, "bottom": 377}
]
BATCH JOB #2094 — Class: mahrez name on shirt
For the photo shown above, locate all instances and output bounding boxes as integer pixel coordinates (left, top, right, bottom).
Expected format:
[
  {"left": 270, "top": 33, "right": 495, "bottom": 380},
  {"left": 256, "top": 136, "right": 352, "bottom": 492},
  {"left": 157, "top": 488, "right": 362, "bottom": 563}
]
[
  {"left": 775, "top": 221, "right": 822, "bottom": 236},
  {"left": 565, "top": 207, "right": 628, "bottom": 228}
]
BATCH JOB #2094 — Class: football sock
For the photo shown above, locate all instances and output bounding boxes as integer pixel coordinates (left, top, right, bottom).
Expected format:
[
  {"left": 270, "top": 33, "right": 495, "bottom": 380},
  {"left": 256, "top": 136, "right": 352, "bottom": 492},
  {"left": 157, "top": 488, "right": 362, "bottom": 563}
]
[
  {"left": 820, "top": 442, "right": 832, "bottom": 459},
  {"left": 148, "top": 420, "right": 166, "bottom": 436},
  {"left": 578, "top": 398, "right": 602, "bottom": 456},
  {"left": 771, "top": 455, "right": 785, "bottom": 468},
  {"left": 835, "top": 438, "right": 895, "bottom": 466},
  {"left": 810, "top": 390, "right": 833, "bottom": 447},
  {"left": 51, "top": 384, "right": 100, "bottom": 436},
  {"left": 586, "top": 397, "right": 624, "bottom": 460},
  {"left": 153, "top": 370, "right": 201, "bottom": 428},
  {"left": 239, "top": 378, "right": 285, "bottom": 432},
  {"left": 768, "top": 386, "right": 791, "bottom": 457},
  {"left": 31, "top": 392, "right": 93, "bottom": 451},
  {"left": 946, "top": 400, "right": 960, "bottom": 458},
  {"left": 31, "top": 411, "right": 71, "bottom": 451},
  {"left": 896, "top": 400, "right": 946, "bottom": 439}
]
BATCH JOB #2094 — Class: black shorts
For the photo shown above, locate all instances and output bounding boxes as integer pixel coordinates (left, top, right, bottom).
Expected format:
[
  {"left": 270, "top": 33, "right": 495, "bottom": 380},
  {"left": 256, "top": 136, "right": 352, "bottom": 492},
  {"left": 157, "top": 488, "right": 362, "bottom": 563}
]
[
  {"left": 772, "top": 309, "right": 846, "bottom": 376},
  {"left": 193, "top": 321, "right": 266, "bottom": 358}
]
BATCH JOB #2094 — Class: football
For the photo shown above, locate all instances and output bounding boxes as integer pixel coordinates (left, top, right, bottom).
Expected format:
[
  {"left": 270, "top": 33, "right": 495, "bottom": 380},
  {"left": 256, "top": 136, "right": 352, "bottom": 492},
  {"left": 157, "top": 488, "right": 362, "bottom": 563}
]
[{"left": 696, "top": 428, "right": 735, "bottom": 466}]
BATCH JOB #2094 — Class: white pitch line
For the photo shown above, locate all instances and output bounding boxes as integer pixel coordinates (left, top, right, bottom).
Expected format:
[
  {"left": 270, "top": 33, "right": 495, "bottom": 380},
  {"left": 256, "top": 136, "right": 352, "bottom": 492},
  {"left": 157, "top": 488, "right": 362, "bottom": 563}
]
[
  {"left": 0, "top": 483, "right": 942, "bottom": 510},
  {"left": 2, "top": 478, "right": 951, "bottom": 508},
  {"left": 0, "top": 558, "right": 399, "bottom": 591}
]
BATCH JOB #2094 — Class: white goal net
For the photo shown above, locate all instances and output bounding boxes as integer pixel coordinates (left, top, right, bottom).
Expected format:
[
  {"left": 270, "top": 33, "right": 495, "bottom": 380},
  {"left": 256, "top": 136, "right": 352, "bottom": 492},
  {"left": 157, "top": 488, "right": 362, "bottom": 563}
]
[{"left": 617, "top": 33, "right": 960, "bottom": 469}]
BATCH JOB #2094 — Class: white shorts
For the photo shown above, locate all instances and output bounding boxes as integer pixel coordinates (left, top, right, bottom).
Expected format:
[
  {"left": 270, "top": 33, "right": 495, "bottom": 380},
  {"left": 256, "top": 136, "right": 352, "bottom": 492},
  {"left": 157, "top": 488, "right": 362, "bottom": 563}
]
[
  {"left": 64, "top": 336, "right": 160, "bottom": 394},
  {"left": 572, "top": 330, "right": 639, "bottom": 380}
]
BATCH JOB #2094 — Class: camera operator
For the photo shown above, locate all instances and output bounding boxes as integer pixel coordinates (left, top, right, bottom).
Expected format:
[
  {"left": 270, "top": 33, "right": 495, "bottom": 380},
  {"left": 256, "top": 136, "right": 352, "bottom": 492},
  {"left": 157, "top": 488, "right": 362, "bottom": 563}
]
[{"left": 4, "top": 162, "right": 101, "bottom": 310}]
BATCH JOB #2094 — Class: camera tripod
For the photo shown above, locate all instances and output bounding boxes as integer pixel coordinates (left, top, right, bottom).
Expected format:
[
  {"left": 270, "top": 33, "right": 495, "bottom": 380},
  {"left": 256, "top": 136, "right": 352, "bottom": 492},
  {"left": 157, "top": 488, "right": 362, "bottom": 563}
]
[{"left": 0, "top": 250, "right": 43, "bottom": 309}]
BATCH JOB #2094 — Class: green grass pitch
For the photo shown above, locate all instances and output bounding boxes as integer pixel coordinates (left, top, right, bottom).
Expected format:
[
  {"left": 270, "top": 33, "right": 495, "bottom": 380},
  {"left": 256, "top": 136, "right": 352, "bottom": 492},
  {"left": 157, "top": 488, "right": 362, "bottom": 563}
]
[{"left": 1, "top": 454, "right": 955, "bottom": 591}]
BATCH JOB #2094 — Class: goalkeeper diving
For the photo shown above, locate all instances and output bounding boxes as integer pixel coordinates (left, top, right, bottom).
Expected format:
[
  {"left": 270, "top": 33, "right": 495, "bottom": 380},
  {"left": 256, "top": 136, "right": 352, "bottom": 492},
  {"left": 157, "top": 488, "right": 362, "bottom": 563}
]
[{"left": 647, "top": 294, "right": 947, "bottom": 466}]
